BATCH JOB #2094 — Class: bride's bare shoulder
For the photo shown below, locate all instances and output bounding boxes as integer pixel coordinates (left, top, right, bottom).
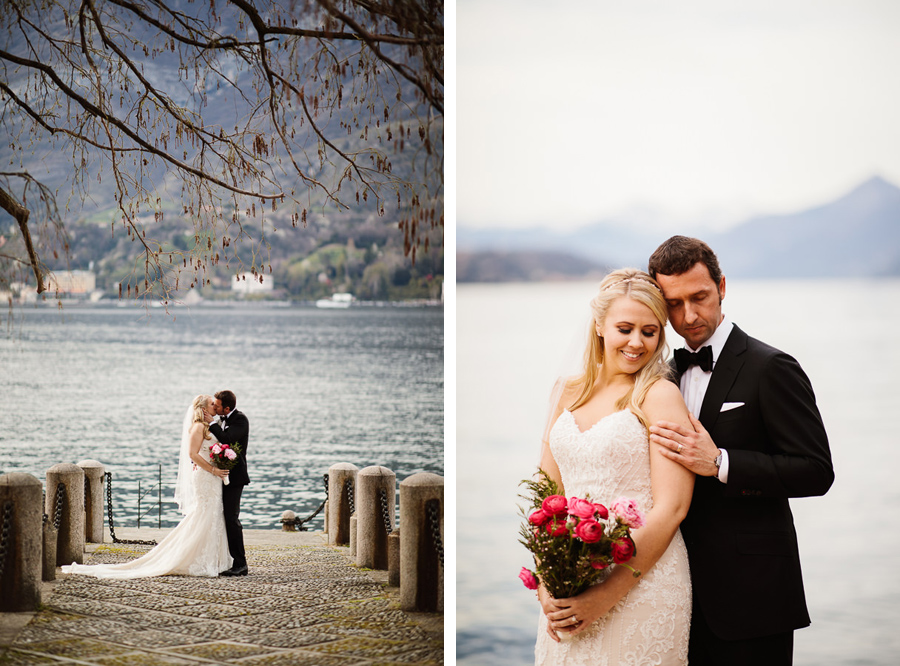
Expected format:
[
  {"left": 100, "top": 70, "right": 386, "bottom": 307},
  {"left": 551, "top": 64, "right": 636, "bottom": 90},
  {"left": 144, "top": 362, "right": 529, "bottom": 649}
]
[{"left": 642, "top": 378, "right": 688, "bottom": 422}]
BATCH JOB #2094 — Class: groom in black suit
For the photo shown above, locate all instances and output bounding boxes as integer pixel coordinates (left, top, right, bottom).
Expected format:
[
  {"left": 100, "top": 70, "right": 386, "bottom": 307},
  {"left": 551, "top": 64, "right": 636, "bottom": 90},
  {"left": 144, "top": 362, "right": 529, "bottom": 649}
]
[
  {"left": 647, "top": 236, "right": 834, "bottom": 665},
  {"left": 208, "top": 389, "right": 250, "bottom": 577}
]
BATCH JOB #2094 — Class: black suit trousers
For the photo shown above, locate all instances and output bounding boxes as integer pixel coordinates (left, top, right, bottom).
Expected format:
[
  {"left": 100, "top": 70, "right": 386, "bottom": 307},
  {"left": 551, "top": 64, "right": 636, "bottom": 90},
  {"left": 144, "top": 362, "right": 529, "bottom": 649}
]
[
  {"left": 222, "top": 482, "right": 246, "bottom": 568},
  {"left": 689, "top": 603, "right": 793, "bottom": 666}
]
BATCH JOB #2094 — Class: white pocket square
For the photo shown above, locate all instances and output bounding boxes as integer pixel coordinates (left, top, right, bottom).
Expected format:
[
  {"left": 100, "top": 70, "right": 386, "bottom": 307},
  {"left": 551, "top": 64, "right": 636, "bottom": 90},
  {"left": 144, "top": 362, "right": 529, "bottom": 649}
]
[{"left": 721, "top": 402, "right": 745, "bottom": 412}]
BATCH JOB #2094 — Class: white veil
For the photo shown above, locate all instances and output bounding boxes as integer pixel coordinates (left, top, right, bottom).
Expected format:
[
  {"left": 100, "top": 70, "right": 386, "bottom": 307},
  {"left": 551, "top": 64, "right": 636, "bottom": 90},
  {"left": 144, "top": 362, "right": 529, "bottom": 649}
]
[
  {"left": 173, "top": 398, "right": 199, "bottom": 516},
  {"left": 540, "top": 315, "right": 593, "bottom": 457}
]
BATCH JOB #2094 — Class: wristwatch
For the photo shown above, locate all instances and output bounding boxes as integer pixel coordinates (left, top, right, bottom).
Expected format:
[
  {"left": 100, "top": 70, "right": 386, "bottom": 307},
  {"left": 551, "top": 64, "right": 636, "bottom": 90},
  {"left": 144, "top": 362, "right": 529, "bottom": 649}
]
[{"left": 714, "top": 450, "right": 723, "bottom": 472}]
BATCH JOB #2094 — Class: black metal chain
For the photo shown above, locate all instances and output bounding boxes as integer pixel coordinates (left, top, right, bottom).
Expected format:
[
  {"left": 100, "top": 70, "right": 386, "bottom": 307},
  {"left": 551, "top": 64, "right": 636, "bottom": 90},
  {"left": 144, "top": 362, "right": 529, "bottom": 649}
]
[
  {"left": 378, "top": 488, "right": 393, "bottom": 534},
  {"left": 426, "top": 500, "right": 444, "bottom": 568},
  {"left": 0, "top": 501, "right": 12, "bottom": 581},
  {"left": 53, "top": 483, "right": 66, "bottom": 530},
  {"left": 284, "top": 474, "right": 330, "bottom": 531},
  {"left": 344, "top": 477, "right": 355, "bottom": 515},
  {"left": 105, "top": 472, "right": 157, "bottom": 546}
]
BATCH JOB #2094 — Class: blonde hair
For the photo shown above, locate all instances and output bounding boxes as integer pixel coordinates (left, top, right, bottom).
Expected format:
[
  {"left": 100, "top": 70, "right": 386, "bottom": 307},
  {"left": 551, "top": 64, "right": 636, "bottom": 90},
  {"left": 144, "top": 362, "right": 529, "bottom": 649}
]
[
  {"left": 191, "top": 394, "right": 212, "bottom": 440},
  {"left": 567, "top": 268, "right": 671, "bottom": 428}
]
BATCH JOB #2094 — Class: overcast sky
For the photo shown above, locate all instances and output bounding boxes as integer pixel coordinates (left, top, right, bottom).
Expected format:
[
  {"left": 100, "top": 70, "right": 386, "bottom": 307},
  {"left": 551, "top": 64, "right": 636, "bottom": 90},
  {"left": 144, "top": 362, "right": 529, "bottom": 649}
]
[{"left": 457, "top": 0, "right": 900, "bottom": 231}]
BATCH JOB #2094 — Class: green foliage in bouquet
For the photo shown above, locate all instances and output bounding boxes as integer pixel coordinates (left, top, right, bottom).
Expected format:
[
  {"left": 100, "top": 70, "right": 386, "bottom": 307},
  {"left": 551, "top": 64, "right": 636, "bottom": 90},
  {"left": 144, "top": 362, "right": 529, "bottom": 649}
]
[{"left": 518, "top": 468, "right": 643, "bottom": 599}]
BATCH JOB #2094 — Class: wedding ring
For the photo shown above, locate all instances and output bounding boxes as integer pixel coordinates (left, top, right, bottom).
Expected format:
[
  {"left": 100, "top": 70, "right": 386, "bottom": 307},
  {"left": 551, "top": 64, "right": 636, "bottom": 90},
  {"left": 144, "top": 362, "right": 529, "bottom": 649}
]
[
  {"left": 572, "top": 615, "right": 578, "bottom": 624},
  {"left": 677, "top": 444, "right": 684, "bottom": 453}
]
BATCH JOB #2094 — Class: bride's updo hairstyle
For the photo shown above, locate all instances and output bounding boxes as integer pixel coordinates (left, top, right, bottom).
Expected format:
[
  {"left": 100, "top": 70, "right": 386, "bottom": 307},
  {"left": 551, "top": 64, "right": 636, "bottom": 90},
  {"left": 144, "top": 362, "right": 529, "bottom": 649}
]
[
  {"left": 567, "top": 268, "right": 671, "bottom": 429},
  {"left": 190, "top": 394, "right": 213, "bottom": 440}
]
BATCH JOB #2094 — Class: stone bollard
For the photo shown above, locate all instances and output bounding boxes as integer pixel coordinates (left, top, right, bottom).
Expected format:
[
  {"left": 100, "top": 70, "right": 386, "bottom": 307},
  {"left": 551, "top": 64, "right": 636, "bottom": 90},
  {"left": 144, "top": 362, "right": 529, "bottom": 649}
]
[
  {"left": 77, "top": 460, "right": 105, "bottom": 543},
  {"left": 0, "top": 473, "right": 43, "bottom": 612},
  {"left": 46, "top": 463, "right": 85, "bottom": 566},
  {"left": 281, "top": 510, "right": 297, "bottom": 532},
  {"left": 42, "top": 520, "right": 58, "bottom": 581},
  {"left": 388, "top": 529, "right": 401, "bottom": 587},
  {"left": 355, "top": 466, "right": 396, "bottom": 570},
  {"left": 400, "top": 472, "right": 444, "bottom": 612},
  {"left": 349, "top": 514, "right": 357, "bottom": 557},
  {"left": 327, "top": 463, "right": 359, "bottom": 546}
]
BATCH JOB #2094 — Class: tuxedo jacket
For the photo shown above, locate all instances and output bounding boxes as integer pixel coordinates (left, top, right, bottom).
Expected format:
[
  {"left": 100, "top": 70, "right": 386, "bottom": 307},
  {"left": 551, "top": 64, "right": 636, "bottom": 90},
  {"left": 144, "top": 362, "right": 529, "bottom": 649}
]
[
  {"left": 676, "top": 324, "right": 833, "bottom": 641},
  {"left": 209, "top": 410, "right": 250, "bottom": 487}
]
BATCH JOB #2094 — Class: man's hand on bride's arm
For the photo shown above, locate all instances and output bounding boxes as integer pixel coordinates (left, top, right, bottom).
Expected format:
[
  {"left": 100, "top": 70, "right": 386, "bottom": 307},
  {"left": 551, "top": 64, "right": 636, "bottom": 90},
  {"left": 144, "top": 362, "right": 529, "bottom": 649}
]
[{"left": 650, "top": 413, "right": 720, "bottom": 477}]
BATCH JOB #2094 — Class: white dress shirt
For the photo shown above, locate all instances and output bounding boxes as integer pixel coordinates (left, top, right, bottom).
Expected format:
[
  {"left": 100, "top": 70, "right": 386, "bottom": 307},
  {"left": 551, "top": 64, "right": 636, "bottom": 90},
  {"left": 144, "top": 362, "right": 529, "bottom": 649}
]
[{"left": 678, "top": 316, "right": 734, "bottom": 483}]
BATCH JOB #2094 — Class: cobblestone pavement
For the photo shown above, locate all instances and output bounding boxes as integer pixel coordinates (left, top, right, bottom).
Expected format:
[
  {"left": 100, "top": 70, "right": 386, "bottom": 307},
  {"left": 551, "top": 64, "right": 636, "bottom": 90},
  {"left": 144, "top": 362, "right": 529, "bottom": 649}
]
[{"left": 0, "top": 534, "right": 443, "bottom": 665}]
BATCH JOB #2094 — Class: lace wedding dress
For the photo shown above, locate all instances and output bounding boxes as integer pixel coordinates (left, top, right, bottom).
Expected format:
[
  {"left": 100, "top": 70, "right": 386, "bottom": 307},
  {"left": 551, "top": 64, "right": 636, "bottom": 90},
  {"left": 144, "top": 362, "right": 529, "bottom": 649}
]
[
  {"left": 62, "top": 434, "right": 232, "bottom": 579},
  {"left": 535, "top": 409, "right": 691, "bottom": 666}
]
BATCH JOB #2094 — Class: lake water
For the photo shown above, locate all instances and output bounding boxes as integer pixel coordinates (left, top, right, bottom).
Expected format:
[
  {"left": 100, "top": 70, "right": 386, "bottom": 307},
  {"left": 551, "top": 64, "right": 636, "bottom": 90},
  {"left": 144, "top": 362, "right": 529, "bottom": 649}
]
[
  {"left": 0, "top": 303, "right": 443, "bottom": 530},
  {"left": 458, "top": 279, "right": 900, "bottom": 666}
]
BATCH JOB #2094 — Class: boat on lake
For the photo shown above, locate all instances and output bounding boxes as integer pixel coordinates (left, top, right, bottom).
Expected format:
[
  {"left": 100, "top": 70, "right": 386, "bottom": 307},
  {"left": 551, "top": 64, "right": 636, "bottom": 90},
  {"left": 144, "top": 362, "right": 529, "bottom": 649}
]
[{"left": 315, "top": 292, "right": 353, "bottom": 309}]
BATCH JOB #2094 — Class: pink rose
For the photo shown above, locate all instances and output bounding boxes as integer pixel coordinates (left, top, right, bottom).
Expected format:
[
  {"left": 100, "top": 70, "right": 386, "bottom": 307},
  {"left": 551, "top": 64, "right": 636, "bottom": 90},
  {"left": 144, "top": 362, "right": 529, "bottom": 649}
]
[
  {"left": 567, "top": 497, "right": 595, "bottom": 519},
  {"left": 612, "top": 537, "right": 636, "bottom": 564},
  {"left": 546, "top": 518, "right": 569, "bottom": 537},
  {"left": 541, "top": 495, "right": 568, "bottom": 516},
  {"left": 612, "top": 498, "right": 645, "bottom": 529},
  {"left": 224, "top": 449, "right": 237, "bottom": 461},
  {"left": 593, "top": 503, "right": 609, "bottom": 520},
  {"left": 573, "top": 519, "right": 604, "bottom": 543},
  {"left": 519, "top": 567, "right": 539, "bottom": 590},
  {"left": 211, "top": 443, "right": 222, "bottom": 455},
  {"left": 528, "top": 509, "right": 550, "bottom": 526}
]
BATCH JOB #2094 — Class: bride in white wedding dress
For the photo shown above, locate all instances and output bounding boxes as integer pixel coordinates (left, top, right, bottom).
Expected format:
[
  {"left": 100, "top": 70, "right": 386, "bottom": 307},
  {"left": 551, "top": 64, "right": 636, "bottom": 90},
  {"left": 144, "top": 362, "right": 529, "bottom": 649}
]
[
  {"left": 62, "top": 395, "right": 233, "bottom": 579},
  {"left": 534, "top": 269, "right": 695, "bottom": 666}
]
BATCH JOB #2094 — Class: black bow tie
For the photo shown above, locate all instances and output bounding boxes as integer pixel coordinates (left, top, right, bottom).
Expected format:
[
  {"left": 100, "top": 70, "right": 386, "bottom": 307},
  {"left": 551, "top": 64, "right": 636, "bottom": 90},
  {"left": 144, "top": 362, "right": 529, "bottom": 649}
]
[{"left": 674, "top": 346, "right": 713, "bottom": 374}]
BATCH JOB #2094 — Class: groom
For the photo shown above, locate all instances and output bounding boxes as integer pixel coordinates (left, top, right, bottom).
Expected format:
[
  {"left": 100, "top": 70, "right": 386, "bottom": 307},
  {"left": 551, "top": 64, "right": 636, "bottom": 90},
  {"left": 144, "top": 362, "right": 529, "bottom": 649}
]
[
  {"left": 208, "top": 389, "right": 250, "bottom": 577},
  {"left": 647, "top": 236, "right": 834, "bottom": 665}
]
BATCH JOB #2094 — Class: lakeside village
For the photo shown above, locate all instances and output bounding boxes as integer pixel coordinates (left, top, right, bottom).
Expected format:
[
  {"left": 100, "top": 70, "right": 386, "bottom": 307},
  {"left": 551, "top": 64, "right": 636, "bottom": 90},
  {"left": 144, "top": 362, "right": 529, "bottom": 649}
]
[{"left": 2, "top": 269, "right": 444, "bottom": 309}]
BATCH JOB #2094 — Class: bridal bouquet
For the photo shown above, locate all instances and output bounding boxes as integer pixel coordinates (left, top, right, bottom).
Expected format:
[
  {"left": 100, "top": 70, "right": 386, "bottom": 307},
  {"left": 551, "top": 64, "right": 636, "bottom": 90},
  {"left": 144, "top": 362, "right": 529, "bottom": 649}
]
[
  {"left": 210, "top": 442, "right": 241, "bottom": 485},
  {"left": 518, "top": 469, "right": 644, "bottom": 599}
]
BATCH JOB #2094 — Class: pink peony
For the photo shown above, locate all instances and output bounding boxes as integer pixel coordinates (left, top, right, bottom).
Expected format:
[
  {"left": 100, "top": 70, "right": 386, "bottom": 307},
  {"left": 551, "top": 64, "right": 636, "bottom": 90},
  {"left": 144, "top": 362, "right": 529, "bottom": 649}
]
[
  {"left": 519, "top": 567, "right": 539, "bottom": 590},
  {"left": 612, "top": 537, "right": 636, "bottom": 564},
  {"left": 546, "top": 518, "right": 570, "bottom": 537},
  {"left": 541, "top": 495, "right": 568, "bottom": 516},
  {"left": 211, "top": 443, "right": 222, "bottom": 455},
  {"left": 612, "top": 498, "right": 645, "bottom": 529},
  {"left": 224, "top": 448, "right": 237, "bottom": 461},
  {"left": 593, "top": 503, "right": 609, "bottom": 520},
  {"left": 567, "top": 497, "right": 596, "bottom": 519},
  {"left": 573, "top": 519, "right": 604, "bottom": 543},
  {"left": 528, "top": 509, "right": 551, "bottom": 526}
]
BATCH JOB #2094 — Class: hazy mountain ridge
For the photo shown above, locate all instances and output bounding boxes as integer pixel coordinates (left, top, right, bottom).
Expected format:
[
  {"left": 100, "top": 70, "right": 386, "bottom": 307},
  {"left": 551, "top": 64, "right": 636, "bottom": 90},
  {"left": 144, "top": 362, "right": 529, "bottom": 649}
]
[{"left": 457, "top": 176, "right": 900, "bottom": 281}]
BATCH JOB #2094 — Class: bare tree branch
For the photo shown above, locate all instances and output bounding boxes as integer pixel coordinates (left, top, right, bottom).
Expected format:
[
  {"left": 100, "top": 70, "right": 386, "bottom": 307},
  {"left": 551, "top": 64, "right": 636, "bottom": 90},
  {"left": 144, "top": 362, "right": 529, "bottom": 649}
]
[{"left": 0, "top": 184, "right": 46, "bottom": 292}]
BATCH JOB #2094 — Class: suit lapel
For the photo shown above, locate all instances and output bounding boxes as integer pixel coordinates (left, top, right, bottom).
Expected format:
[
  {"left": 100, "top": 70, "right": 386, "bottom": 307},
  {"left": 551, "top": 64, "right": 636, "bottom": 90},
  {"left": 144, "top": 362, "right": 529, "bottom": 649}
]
[{"left": 698, "top": 325, "right": 748, "bottom": 429}]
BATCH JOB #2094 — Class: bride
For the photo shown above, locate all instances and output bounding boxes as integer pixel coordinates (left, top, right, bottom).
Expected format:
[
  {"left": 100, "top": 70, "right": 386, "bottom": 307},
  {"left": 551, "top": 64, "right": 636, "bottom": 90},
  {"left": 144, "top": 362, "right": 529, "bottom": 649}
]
[
  {"left": 62, "top": 395, "right": 233, "bottom": 579},
  {"left": 534, "top": 269, "right": 695, "bottom": 665}
]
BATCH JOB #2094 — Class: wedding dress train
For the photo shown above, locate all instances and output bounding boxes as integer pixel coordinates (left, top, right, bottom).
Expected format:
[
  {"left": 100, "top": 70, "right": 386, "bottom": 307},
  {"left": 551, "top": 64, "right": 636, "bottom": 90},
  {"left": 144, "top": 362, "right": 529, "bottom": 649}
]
[
  {"left": 535, "top": 409, "right": 691, "bottom": 666},
  {"left": 62, "top": 436, "right": 232, "bottom": 579}
]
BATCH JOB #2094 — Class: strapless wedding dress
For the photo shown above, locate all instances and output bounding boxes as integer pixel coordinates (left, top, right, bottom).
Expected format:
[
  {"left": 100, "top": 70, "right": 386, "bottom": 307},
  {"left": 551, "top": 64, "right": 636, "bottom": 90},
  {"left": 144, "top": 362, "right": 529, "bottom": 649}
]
[
  {"left": 535, "top": 410, "right": 691, "bottom": 666},
  {"left": 62, "top": 437, "right": 232, "bottom": 579}
]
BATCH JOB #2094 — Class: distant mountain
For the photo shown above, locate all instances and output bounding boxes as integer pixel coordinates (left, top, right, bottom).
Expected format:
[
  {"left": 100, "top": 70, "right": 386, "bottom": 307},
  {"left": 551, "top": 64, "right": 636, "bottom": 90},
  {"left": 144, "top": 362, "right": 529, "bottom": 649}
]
[
  {"left": 709, "top": 176, "right": 900, "bottom": 277},
  {"left": 457, "top": 176, "right": 900, "bottom": 280},
  {"left": 457, "top": 250, "right": 609, "bottom": 283}
]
